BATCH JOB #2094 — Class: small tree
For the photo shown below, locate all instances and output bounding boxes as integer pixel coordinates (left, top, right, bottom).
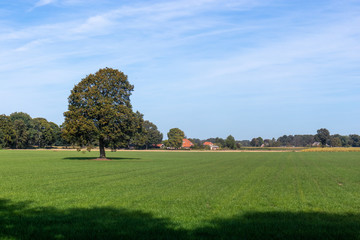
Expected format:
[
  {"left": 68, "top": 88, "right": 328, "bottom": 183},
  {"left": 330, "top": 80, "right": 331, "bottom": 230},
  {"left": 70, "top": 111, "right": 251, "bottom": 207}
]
[
  {"left": 63, "top": 68, "right": 142, "bottom": 159},
  {"left": 144, "top": 121, "right": 163, "bottom": 149},
  {"left": 250, "top": 137, "right": 264, "bottom": 147},
  {"left": 167, "top": 128, "right": 184, "bottom": 149},
  {"left": 225, "top": 135, "right": 236, "bottom": 149},
  {"left": 315, "top": 128, "right": 330, "bottom": 147},
  {"left": 250, "top": 138, "right": 258, "bottom": 147}
]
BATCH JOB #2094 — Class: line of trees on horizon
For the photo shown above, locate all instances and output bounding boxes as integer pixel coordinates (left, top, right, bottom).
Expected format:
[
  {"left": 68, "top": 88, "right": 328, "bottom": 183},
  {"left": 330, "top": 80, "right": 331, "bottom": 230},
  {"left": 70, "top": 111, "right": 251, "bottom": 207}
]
[
  {"left": 0, "top": 112, "right": 164, "bottom": 150},
  {"left": 0, "top": 112, "right": 64, "bottom": 149},
  {"left": 1, "top": 112, "right": 359, "bottom": 150},
  {"left": 187, "top": 128, "right": 360, "bottom": 149}
]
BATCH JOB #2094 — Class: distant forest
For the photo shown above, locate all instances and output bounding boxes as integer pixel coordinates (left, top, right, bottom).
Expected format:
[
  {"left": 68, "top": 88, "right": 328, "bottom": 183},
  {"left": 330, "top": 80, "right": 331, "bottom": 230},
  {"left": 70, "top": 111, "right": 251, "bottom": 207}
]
[{"left": 1, "top": 112, "right": 359, "bottom": 149}]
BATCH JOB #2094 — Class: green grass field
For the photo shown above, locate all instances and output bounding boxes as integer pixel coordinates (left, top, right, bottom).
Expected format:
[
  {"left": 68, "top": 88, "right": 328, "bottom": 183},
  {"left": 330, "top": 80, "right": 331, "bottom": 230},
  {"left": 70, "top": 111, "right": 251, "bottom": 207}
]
[{"left": 1, "top": 150, "right": 360, "bottom": 239}]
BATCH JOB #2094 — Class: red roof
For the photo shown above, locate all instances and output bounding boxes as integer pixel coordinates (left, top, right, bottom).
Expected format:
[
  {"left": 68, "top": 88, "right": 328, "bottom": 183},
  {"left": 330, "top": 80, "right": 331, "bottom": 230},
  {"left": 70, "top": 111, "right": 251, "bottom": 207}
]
[
  {"left": 203, "top": 142, "right": 213, "bottom": 146},
  {"left": 182, "top": 139, "right": 194, "bottom": 148}
]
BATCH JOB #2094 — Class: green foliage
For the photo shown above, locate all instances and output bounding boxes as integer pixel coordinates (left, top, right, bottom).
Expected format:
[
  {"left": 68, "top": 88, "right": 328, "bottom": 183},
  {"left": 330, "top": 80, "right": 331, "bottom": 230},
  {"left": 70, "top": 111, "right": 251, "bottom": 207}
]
[
  {"left": 32, "top": 118, "right": 56, "bottom": 147},
  {"left": 167, "top": 128, "right": 184, "bottom": 148},
  {"left": 225, "top": 135, "right": 236, "bottom": 149},
  {"left": 330, "top": 136, "right": 342, "bottom": 147},
  {"left": 162, "top": 139, "right": 169, "bottom": 147},
  {"left": 206, "top": 137, "right": 225, "bottom": 148},
  {"left": 0, "top": 112, "right": 62, "bottom": 149},
  {"left": 130, "top": 120, "right": 163, "bottom": 149},
  {"left": 0, "top": 115, "right": 15, "bottom": 148},
  {"left": 9, "top": 112, "right": 33, "bottom": 128},
  {"left": 250, "top": 137, "right": 264, "bottom": 147},
  {"left": 1, "top": 150, "right": 360, "bottom": 239},
  {"left": 349, "top": 134, "right": 360, "bottom": 147},
  {"left": 50, "top": 122, "right": 63, "bottom": 146},
  {"left": 10, "top": 112, "right": 33, "bottom": 148},
  {"left": 63, "top": 68, "right": 142, "bottom": 158},
  {"left": 143, "top": 121, "right": 163, "bottom": 148},
  {"left": 315, "top": 128, "right": 330, "bottom": 147},
  {"left": 188, "top": 138, "right": 204, "bottom": 149},
  {"left": 13, "top": 119, "right": 30, "bottom": 148}
]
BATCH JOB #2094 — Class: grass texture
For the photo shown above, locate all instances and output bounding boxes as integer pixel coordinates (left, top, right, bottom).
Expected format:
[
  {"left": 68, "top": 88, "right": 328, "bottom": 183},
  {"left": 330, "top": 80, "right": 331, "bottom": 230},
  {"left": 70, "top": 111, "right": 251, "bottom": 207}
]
[{"left": 0, "top": 150, "right": 360, "bottom": 239}]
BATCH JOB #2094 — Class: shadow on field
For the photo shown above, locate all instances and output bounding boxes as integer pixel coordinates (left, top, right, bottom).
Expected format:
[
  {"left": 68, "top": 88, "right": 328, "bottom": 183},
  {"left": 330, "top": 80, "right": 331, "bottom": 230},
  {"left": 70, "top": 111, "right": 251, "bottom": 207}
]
[
  {"left": 63, "top": 157, "right": 141, "bottom": 161},
  {"left": 1, "top": 198, "right": 360, "bottom": 240},
  {"left": 193, "top": 211, "right": 360, "bottom": 240},
  {"left": 0, "top": 199, "right": 185, "bottom": 240}
]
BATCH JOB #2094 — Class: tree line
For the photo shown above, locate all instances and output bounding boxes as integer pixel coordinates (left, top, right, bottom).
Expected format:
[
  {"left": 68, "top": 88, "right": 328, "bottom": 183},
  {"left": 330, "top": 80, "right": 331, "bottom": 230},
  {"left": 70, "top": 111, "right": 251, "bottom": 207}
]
[
  {"left": 187, "top": 128, "right": 360, "bottom": 149},
  {"left": 0, "top": 112, "right": 64, "bottom": 149},
  {"left": 0, "top": 112, "right": 163, "bottom": 150},
  {"left": 1, "top": 112, "right": 359, "bottom": 150}
]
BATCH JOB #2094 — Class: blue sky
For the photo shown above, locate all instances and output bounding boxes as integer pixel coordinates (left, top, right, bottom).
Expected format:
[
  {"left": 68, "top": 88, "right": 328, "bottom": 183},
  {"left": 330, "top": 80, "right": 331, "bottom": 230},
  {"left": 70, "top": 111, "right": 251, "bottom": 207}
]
[{"left": 0, "top": 0, "right": 359, "bottom": 140}]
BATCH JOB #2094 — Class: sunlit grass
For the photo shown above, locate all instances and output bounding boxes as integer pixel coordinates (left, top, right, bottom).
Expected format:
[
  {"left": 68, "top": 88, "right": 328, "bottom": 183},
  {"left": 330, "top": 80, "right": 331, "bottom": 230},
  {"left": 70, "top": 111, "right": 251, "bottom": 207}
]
[{"left": 1, "top": 150, "right": 360, "bottom": 239}]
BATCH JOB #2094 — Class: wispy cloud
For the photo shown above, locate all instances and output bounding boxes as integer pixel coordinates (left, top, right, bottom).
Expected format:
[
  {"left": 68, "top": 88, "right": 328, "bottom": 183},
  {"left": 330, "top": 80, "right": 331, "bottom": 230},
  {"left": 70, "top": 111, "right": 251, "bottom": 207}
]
[{"left": 29, "top": 0, "right": 57, "bottom": 11}]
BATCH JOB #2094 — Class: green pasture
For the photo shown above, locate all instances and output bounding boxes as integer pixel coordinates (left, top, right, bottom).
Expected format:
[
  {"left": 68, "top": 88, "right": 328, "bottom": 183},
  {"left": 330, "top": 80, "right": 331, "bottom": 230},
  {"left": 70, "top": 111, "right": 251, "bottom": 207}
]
[{"left": 1, "top": 150, "right": 360, "bottom": 239}]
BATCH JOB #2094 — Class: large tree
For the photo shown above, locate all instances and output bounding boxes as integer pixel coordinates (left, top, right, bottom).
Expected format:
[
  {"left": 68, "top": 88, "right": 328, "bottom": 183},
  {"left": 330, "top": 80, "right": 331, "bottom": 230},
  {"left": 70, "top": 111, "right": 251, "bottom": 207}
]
[
  {"left": 63, "top": 68, "right": 142, "bottom": 159},
  {"left": 167, "top": 128, "right": 184, "bottom": 149}
]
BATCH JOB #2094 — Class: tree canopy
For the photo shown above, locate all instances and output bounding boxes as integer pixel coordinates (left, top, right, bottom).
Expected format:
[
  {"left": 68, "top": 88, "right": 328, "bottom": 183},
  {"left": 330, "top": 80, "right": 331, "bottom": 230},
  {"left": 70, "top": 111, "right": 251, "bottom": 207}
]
[
  {"left": 315, "top": 128, "right": 330, "bottom": 147},
  {"left": 225, "top": 135, "right": 236, "bottom": 149},
  {"left": 142, "top": 121, "right": 163, "bottom": 149},
  {"left": 129, "top": 120, "right": 163, "bottom": 149},
  {"left": 0, "top": 115, "right": 15, "bottom": 148},
  {"left": 167, "top": 128, "right": 184, "bottom": 149},
  {"left": 63, "top": 68, "right": 142, "bottom": 158},
  {"left": 0, "top": 112, "right": 62, "bottom": 149}
]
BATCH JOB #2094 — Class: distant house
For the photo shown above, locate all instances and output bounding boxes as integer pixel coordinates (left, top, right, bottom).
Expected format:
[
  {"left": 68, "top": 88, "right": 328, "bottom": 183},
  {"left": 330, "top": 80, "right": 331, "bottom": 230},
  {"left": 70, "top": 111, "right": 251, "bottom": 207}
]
[
  {"left": 151, "top": 144, "right": 165, "bottom": 148},
  {"left": 203, "top": 141, "right": 219, "bottom": 150},
  {"left": 312, "top": 142, "right": 321, "bottom": 147},
  {"left": 182, "top": 139, "right": 194, "bottom": 149}
]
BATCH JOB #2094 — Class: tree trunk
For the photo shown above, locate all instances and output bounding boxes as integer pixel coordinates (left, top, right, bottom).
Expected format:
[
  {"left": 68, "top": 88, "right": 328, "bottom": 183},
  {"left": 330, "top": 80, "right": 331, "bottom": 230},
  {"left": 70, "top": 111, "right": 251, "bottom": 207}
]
[{"left": 99, "top": 137, "right": 106, "bottom": 159}]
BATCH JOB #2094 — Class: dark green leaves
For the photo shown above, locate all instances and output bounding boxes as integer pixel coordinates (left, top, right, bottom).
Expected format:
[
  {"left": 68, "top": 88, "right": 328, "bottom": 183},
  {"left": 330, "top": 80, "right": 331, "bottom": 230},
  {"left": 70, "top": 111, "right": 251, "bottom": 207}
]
[{"left": 63, "top": 68, "right": 141, "bottom": 157}]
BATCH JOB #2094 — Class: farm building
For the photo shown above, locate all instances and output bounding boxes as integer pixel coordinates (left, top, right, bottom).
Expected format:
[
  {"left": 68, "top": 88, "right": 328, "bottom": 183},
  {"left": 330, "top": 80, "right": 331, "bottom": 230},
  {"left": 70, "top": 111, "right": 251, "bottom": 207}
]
[
  {"left": 182, "top": 139, "right": 194, "bottom": 149},
  {"left": 203, "top": 141, "right": 219, "bottom": 150}
]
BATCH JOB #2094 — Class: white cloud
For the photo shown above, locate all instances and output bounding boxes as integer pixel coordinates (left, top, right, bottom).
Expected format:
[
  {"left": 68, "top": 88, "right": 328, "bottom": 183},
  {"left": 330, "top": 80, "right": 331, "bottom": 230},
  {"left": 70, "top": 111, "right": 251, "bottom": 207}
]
[
  {"left": 15, "top": 38, "right": 51, "bottom": 52},
  {"left": 72, "top": 15, "right": 113, "bottom": 34},
  {"left": 30, "top": 0, "right": 57, "bottom": 10}
]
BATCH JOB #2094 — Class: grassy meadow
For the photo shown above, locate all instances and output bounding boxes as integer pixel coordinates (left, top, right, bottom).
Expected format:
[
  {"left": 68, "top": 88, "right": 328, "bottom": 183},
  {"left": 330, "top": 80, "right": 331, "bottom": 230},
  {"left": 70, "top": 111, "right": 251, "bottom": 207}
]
[{"left": 1, "top": 150, "right": 360, "bottom": 239}]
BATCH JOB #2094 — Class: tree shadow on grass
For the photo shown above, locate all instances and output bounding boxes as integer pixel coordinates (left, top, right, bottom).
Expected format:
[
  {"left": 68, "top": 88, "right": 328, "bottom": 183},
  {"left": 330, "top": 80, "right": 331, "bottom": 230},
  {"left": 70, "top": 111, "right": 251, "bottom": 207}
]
[
  {"left": 193, "top": 211, "right": 360, "bottom": 240},
  {"left": 1, "top": 198, "right": 360, "bottom": 240},
  {"left": 0, "top": 199, "right": 185, "bottom": 240},
  {"left": 63, "top": 157, "right": 141, "bottom": 161}
]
